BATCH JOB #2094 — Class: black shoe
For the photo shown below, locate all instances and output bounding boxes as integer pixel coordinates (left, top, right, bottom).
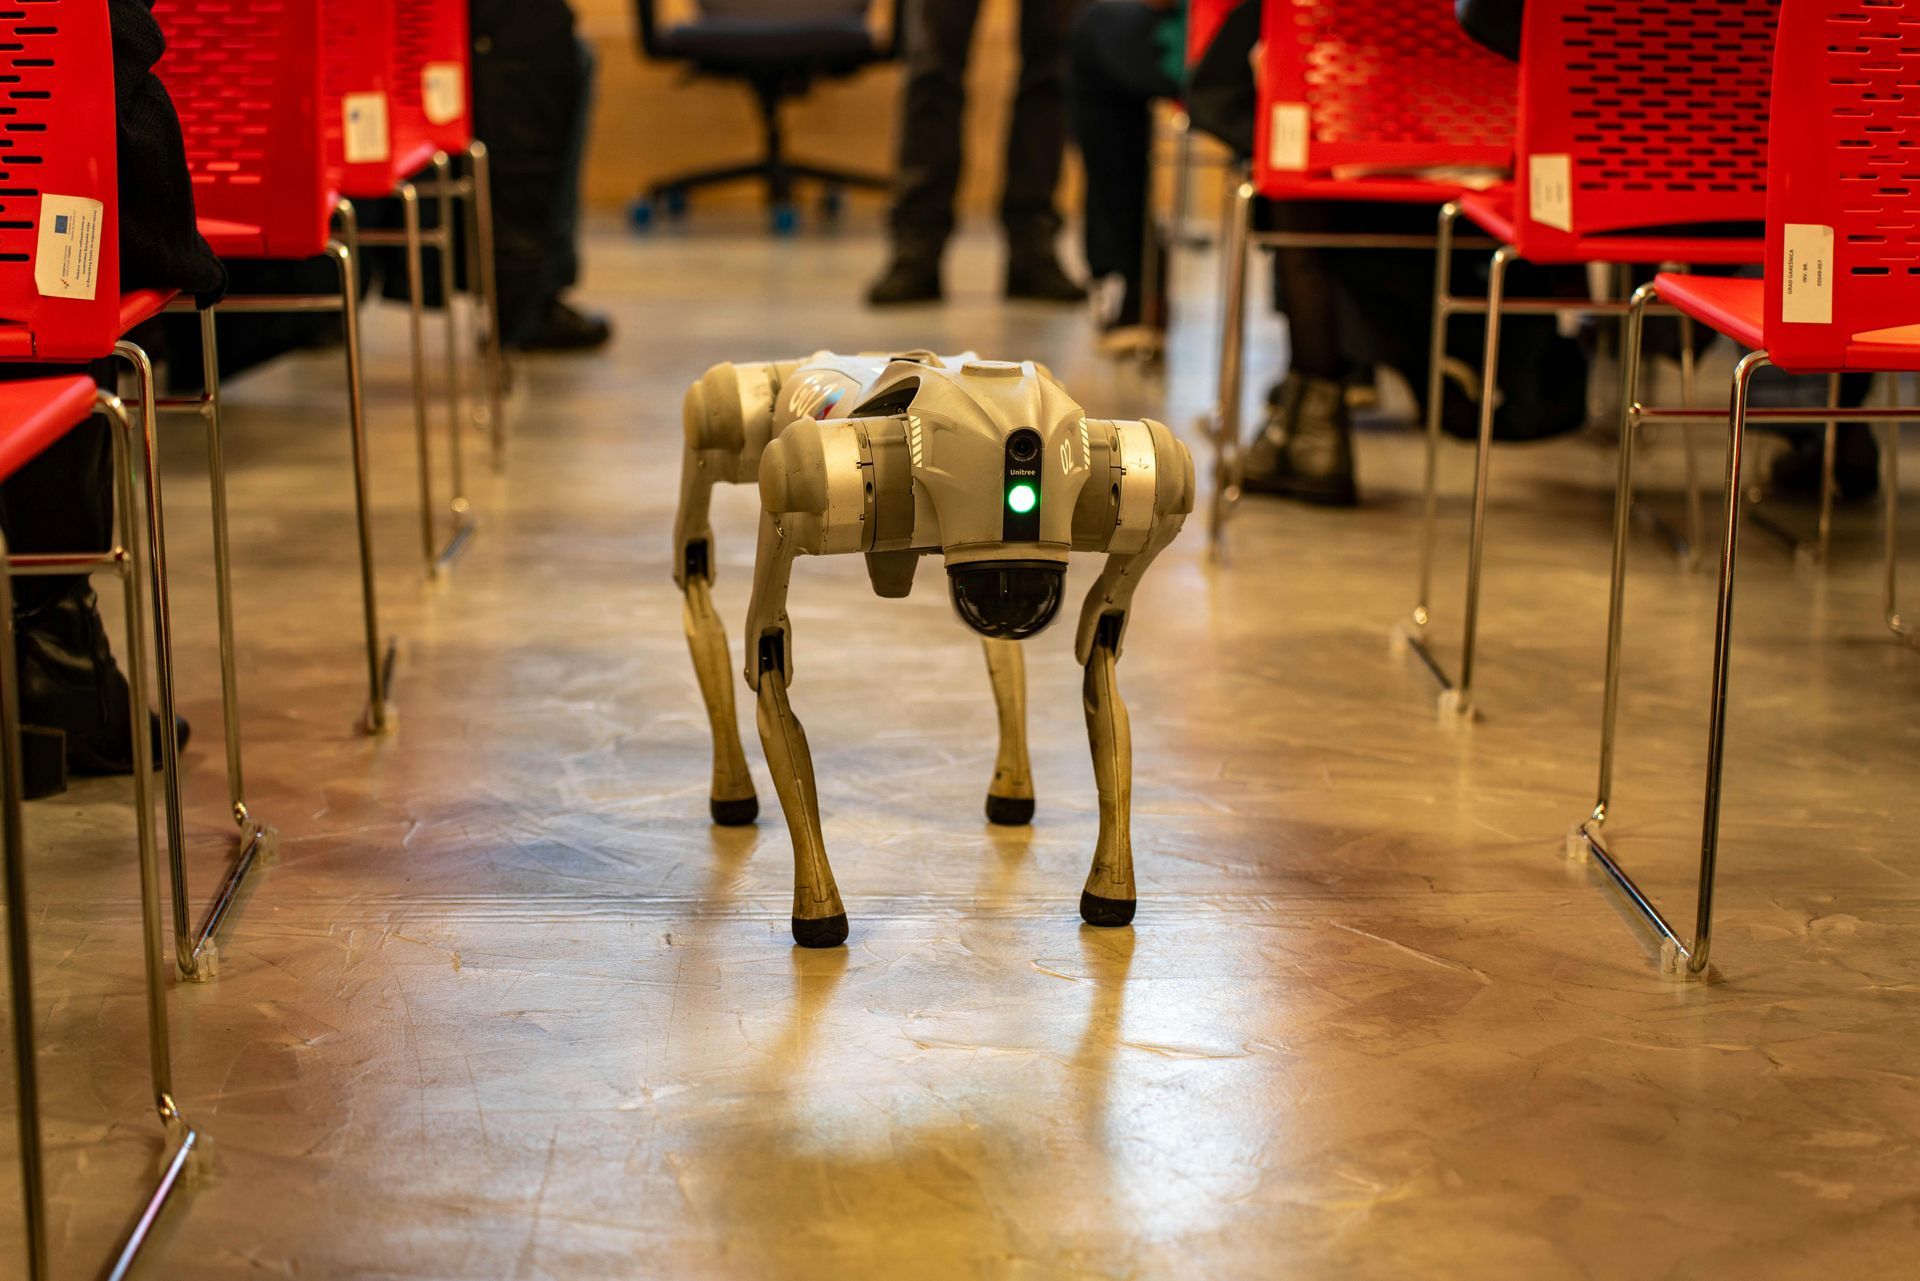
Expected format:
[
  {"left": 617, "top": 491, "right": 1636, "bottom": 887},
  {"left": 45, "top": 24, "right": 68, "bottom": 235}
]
[
  {"left": 18, "top": 726, "right": 67, "bottom": 800},
  {"left": 866, "top": 254, "right": 943, "bottom": 306},
  {"left": 508, "top": 299, "right": 612, "bottom": 353},
  {"left": 1241, "top": 375, "right": 1359, "bottom": 507},
  {"left": 1005, "top": 254, "right": 1086, "bottom": 303},
  {"left": 14, "top": 584, "right": 190, "bottom": 778},
  {"left": 1769, "top": 425, "right": 1881, "bottom": 502}
]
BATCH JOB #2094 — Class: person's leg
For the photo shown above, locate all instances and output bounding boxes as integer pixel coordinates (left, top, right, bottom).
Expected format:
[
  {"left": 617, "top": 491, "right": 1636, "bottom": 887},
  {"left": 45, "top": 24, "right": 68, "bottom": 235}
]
[
  {"left": 512, "top": 32, "right": 610, "bottom": 350},
  {"left": 1068, "top": 1, "right": 1180, "bottom": 325},
  {"left": 870, "top": 0, "right": 985, "bottom": 303},
  {"left": 470, "top": 0, "right": 586, "bottom": 344},
  {"left": 1003, "top": 0, "right": 1089, "bottom": 298},
  {"left": 1242, "top": 202, "right": 1359, "bottom": 505}
]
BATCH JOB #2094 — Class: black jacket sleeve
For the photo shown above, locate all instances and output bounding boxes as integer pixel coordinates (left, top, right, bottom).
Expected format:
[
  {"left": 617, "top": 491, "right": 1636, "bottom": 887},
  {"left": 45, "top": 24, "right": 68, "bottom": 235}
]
[
  {"left": 110, "top": 0, "right": 226, "bottom": 301},
  {"left": 1457, "top": 0, "right": 1524, "bottom": 62}
]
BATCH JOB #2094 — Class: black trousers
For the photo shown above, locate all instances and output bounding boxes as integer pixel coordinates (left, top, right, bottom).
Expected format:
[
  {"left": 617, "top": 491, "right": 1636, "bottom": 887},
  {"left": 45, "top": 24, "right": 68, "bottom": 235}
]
[
  {"left": 0, "top": 364, "right": 114, "bottom": 614},
  {"left": 1068, "top": 0, "right": 1179, "bottom": 294},
  {"left": 891, "top": 0, "right": 1087, "bottom": 253}
]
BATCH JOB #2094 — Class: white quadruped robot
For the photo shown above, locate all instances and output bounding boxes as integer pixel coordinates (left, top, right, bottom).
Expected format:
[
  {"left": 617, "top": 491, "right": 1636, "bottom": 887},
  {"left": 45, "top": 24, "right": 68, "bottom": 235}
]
[{"left": 674, "top": 352, "right": 1193, "bottom": 947}]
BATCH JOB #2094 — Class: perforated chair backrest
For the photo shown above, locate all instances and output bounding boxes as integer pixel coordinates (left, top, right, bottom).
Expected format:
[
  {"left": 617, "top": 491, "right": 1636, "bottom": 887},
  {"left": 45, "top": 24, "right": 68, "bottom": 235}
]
[
  {"left": 391, "top": 0, "right": 472, "bottom": 163},
  {"left": 1514, "top": 0, "right": 1778, "bottom": 252},
  {"left": 154, "top": 0, "right": 333, "bottom": 260},
  {"left": 1763, "top": 0, "right": 1920, "bottom": 372},
  {"left": 1253, "top": 0, "right": 1517, "bottom": 195},
  {"left": 322, "top": 0, "right": 399, "bottom": 200},
  {"left": 0, "top": 1, "right": 120, "bottom": 362}
]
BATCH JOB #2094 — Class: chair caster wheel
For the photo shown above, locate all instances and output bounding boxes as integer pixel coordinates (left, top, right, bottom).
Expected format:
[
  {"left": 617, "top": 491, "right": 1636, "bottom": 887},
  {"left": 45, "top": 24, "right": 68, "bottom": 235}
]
[
  {"left": 819, "top": 187, "right": 844, "bottom": 220},
  {"left": 1080, "top": 892, "right": 1136, "bottom": 927},
  {"left": 792, "top": 913, "right": 848, "bottom": 948},
  {"left": 985, "top": 793, "right": 1034, "bottom": 826},
  {"left": 711, "top": 795, "right": 759, "bottom": 827},
  {"left": 628, "top": 198, "right": 654, "bottom": 231},
  {"left": 661, "top": 187, "right": 689, "bottom": 218},
  {"left": 772, "top": 203, "right": 799, "bottom": 235}
]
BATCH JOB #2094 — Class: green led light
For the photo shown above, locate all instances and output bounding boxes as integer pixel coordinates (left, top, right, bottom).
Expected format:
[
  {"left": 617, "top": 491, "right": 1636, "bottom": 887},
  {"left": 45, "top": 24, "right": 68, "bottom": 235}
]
[{"left": 1007, "top": 483, "right": 1038, "bottom": 515}]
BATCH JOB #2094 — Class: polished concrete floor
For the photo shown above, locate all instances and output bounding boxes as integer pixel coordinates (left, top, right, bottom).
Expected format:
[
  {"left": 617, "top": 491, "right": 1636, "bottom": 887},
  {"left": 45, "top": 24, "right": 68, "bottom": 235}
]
[{"left": 3, "top": 216, "right": 1919, "bottom": 1279}]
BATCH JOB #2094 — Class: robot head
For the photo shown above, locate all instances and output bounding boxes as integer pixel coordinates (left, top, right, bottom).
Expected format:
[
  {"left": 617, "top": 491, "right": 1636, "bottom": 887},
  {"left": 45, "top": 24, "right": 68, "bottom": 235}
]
[{"left": 852, "top": 360, "right": 1091, "bottom": 640}]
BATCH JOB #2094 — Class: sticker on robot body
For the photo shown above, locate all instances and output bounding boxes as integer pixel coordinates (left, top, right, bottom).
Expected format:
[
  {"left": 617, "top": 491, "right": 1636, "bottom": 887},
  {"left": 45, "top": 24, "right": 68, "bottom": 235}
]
[
  {"left": 786, "top": 372, "right": 851, "bottom": 422},
  {"left": 1529, "top": 154, "right": 1573, "bottom": 232},
  {"left": 1782, "top": 224, "right": 1834, "bottom": 325},
  {"left": 1268, "top": 103, "right": 1310, "bottom": 172},
  {"left": 35, "top": 194, "right": 103, "bottom": 300},
  {"left": 344, "top": 92, "right": 391, "bottom": 164},
  {"left": 423, "top": 63, "right": 465, "bottom": 126}
]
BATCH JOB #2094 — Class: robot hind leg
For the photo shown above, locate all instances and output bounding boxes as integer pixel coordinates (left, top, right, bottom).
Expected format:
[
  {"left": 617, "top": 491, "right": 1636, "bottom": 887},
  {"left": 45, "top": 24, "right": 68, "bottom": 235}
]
[
  {"left": 675, "top": 446, "right": 758, "bottom": 826},
  {"left": 981, "top": 638, "right": 1035, "bottom": 826},
  {"left": 1079, "top": 617, "right": 1135, "bottom": 927}
]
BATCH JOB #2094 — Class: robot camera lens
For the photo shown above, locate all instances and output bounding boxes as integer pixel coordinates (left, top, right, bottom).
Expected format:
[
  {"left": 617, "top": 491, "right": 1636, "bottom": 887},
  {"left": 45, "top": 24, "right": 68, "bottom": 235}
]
[
  {"left": 947, "top": 561, "right": 1065, "bottom": 640},
  {"left": 1007, "top": 431, "right": 1041, "bottom": 463}
]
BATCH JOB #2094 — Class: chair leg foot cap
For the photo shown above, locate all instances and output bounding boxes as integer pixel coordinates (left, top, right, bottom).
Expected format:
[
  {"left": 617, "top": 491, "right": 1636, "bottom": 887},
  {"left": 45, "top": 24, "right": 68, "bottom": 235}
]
[{"left": 792, "top": 914, "right": 849, "bottom": 948}]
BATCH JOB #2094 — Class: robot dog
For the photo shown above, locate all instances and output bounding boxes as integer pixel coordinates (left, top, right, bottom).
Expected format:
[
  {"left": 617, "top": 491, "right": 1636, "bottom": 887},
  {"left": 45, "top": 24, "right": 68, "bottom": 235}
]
[{"left": 674, "top": 352, "right": 1193, "bottom": 947}]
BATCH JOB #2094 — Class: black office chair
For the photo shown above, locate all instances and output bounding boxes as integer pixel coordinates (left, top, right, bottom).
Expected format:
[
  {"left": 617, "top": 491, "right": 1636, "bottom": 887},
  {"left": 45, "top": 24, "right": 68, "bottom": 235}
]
[{"left": 631, "top": 0, "right": 899, "bottom": 233}]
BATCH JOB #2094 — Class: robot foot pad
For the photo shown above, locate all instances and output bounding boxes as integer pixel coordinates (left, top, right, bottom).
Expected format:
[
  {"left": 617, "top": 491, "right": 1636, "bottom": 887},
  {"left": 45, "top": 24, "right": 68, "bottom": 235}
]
[
  {"left": 710, "top": 796, "right": 760, "bottom": 827},
  {"left": 791, "top": 913, "right": 850, "bottom": 949},
  {"left": 985, "top": 794, "right": 1036, "bottom": 827},
  {"left": 1079, "top": 892, "right": 1137, "bottom": 928}
]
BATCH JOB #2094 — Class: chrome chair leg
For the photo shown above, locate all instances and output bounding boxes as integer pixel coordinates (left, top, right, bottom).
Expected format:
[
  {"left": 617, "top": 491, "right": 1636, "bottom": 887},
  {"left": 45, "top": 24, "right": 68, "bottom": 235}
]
[
  {"left": 329, "top": 202, "right": 394, "bottom": 734},
  {"left": 179, "top": 309, "right": 280, "bottom": 979},
  {"left": 468, "top": 141, "right": 508, "bottom": 471},
  {"left": 432, "top": 152, "right": 472, "bottom": 562},
  {"left": 1206, "top": 177, "right": 1255, "bottom": 551},
  {"left": 1886, "top": 414, "right": 1916, "bottom": 647},
  {"left": 112, "top": 342, "right": 191, "bottom": 978},
  {"left": 401, "top": 181, "right": 437, "bottom": 572},
  {"left": 1679, "top": 311, "right": 1705, "bottom": 567},
  {"left": 3, "top": 393, "right": 208, "bottom": 1276},
  {"left": 1816, "top": 374, "right": 1842, "bottom": 567},
  {"left": 1407, "top": 201, "right": 1462, "bottom": 663},
  {"left": 1447, "top": 245, "right": 1517, "bottom": 719},
  {"left": 0, "top": 531, "right": 48, "bottom": 1281}
]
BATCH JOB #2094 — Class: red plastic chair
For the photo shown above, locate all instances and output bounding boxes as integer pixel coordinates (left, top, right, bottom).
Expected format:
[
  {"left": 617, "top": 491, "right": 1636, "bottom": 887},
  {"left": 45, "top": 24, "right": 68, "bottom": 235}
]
[
  {"left": 0, "top": 15, "right": 200, "bottom": 1273},
  {"left": 155, "top": 0, "right": 398, "bottom": 739},
  {"left": 1210, "top": 0, "right": 1517, "bottom": 540},
  {"left": 1409, "top": 0, "right": 1783, "bottom": 721},
  {"left": 1, "top": 380, "right": 192, "bottom": 1281},
  {"left": 1574, "top": 0, "right": 1919, "bottom": 978}
]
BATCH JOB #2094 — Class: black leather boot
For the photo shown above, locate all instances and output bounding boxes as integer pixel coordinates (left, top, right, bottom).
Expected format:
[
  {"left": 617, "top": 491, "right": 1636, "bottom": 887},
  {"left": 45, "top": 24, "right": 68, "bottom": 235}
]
[
  {"left": 1005, "top": 249, "right": 1086, "bottom": 303},
  {"left": 1242, "top": 375, "right": 1360, "bottom": 507},
  {"left": 866, "top": 249, "right": 943, "bottom": 306},
  {"left": 14, "top": 584, "right": 187, "bottom": 779}
]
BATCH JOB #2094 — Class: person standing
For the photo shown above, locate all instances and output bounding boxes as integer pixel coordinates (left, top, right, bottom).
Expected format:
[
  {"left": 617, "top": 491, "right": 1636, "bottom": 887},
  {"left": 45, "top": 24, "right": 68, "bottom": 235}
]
[{"left": 867, "top": 0, "right": 1090, "bottom": 306}]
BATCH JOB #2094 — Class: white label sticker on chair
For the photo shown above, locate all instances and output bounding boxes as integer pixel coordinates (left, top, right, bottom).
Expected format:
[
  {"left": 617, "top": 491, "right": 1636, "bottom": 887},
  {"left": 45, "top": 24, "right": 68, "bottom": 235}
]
[
  {"left": 423, "top": 63, "right": 464, "bottom": 126},
  {"left": 1529, "top": 154, "right": 1573, "bottom": 232},
  {"left": 34, "top": 194, "right": 103, "bottom": 301},
  {"left": 1782, "top": 223, "right": 1835, "bottom": 325},
  {"left": 344, "top": 91, "right": 391, "bottom": 164},
  {"left": 1268, "top": 103, "right": 1309, "bottom": 172}
]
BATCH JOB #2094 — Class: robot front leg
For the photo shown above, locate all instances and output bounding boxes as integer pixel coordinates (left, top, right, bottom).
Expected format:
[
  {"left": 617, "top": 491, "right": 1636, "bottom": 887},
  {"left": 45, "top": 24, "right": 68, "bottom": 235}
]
[
  {"left": 981, "top": 638, "right": 1035, "bottom": 826},
  {"left": 675, "top": 445, "right": 758, "bottom": 826},
  {"left": 1079, "top": 621, "right": 1135, "bottom": 926},
  {"left": 745, "top": 510, "right": 848, "bottom": 948},
  {"left": 753, "top": 651, "right": 847, "bottom": 948}
]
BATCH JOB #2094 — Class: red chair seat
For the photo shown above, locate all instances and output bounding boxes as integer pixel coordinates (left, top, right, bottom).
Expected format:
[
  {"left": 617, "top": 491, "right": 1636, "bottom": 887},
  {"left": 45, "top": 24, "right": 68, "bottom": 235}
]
[
  {"left": 1652, "top": 273, "right": 1764, "bottom": 352},
  {"left": 0, "top": 290, "right": 177, "bottom": 361},
  {"left": 120, "top": 289, "right": 178, "bottom": 333},
  {"left": 196, "top": 217, "right": 270, "bottom": 258},
  {"left": 0, "top": 377, "right": 99, "bottom": 483},
  {"left": 1261, "top": 174, "right": 1499, "bottom": 206},
  {"left": 1460, "top": 191, "right": 1765, "bottom": 266},
  {"left": 1658, "top": 271, "right": 1920, "bottom": 375}
]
